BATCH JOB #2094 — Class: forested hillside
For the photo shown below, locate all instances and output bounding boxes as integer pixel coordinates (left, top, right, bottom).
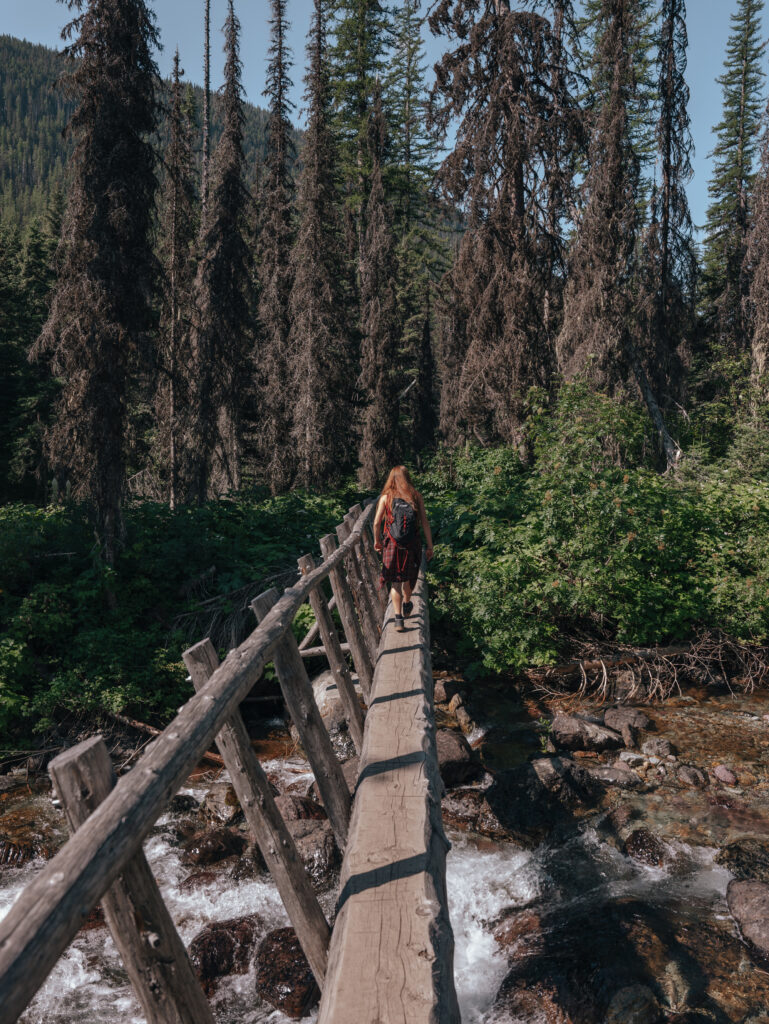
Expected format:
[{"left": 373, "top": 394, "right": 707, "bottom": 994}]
[
  {"left": 1, "top": 0, "right": 769, "bottom": 742},
  {"left": 0, "top": 34, "right": 284, "bottom": 232}
]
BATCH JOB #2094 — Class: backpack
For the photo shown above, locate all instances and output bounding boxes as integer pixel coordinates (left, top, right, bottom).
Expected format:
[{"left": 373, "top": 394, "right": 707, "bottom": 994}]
[{"left": 387, "top": 496, "right": 417, "bottom": 545}]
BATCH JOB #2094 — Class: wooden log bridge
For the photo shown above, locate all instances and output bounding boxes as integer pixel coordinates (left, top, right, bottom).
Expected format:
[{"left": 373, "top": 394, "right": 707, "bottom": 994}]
[{"left": 0, "top": 500, "right": 460, "bottom": 1024}]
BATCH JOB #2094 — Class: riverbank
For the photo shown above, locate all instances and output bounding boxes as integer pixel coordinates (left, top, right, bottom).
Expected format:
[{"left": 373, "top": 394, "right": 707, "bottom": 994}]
[{"left": 2, "top": 676, "right": 769, "bottom": 1022}]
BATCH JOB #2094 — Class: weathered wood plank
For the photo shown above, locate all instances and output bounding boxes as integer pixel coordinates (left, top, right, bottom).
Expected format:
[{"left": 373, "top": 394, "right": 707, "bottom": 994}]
[
  {"left": 336, "top": 518, "right": 380, "bottom": 663},
  {"left": 319, "top": 534, "right": 374, "bottom": 701},
  {"left": 350, "top": 503, "right": 387, "bottom": 612},
  {"left": 299, "top": 641, "right": 351, "bottom": 660},
  {"left": 0, "top": 504, "right": 374, "bottom": 1024},
  {"left": 183, "top": 640, "right": 330, "bottom": 986},
  {"left": 317, "top": 565, "right": 460, "bottom": 1024},
  {"left": 343, "top": 511, "right": 384, "bottom": 635},
  {"left": 298, "top": 555, "right": 364, "bottom": 754},
  {"left": 251, "top": 589, "right": 351, "bottom": 849},
  {"left": 49, "top": 737, "right": 215, "bottom": 1024}
]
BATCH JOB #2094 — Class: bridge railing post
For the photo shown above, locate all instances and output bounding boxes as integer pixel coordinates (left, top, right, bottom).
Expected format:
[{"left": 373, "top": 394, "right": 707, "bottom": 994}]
[
  {"left": 251, "top": 588, "right": 352, "bottom": 848},
  {"left": 319, "top": 534, "right": 374, "bottom": 700},
  {"left": 183, "top": 639, "right": 331, "bottom": 987},
  {"left": 351, "top": 502, "right": 387, "bottom": 612},
  {"left": 298, "top": 555, "right": 365, "bottom": 754},
  {"left": 48, "top": 737, "right": 215, "bottom": 1024},
  {"left": 336, "top": 519, "right": 381, "bottom": 662}
]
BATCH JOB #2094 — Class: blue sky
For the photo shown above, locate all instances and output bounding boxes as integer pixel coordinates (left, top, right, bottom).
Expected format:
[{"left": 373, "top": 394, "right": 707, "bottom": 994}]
[{"left": 0, "top": 0, "right": 761, "bottom": 233}]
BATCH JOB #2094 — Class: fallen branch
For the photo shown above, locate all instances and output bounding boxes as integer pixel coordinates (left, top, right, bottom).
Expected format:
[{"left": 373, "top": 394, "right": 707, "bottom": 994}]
[{"left": 104, "top": 712, "right": 224, "bottom": 767}]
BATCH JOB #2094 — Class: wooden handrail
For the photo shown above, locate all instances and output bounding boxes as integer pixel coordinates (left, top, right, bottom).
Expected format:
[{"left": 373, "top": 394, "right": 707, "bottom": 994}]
[{"left": 0, "top": 502, "right": 376, "bottom": 1024}]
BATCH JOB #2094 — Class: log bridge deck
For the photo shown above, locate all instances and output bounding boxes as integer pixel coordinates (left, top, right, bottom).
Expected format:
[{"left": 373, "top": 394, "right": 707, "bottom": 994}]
[{"left": 0, "top": 501, "right": 460, "bottom": 1024}]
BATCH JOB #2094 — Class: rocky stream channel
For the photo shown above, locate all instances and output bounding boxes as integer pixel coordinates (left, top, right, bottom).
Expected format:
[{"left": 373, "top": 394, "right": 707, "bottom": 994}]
[{"left": 2, "top": 669, "right": 769, "bottom": 1023}]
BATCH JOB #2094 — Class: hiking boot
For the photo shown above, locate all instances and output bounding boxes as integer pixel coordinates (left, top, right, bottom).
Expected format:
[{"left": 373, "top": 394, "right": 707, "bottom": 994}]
[
  {"left": 403, "top": 600, "right": 413, "bottom": 618},
  {"left": 394, "top": 614, "right": 405, "bottom": 632}
]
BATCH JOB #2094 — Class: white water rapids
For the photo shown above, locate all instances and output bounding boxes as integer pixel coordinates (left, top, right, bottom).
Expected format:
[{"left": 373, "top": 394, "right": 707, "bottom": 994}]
[{"left": 0, "top": 774, "right": 732, "bottom": 1024}]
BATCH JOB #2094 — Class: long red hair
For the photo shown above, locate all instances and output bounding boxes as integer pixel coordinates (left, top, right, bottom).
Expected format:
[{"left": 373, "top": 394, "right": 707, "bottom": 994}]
[{"left": 381, "top": 465, "right": 419, "bottom": 509}]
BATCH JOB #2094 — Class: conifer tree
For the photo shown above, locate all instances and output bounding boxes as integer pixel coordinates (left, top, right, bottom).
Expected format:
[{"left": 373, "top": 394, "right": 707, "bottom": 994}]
[
  {"left": 410, "top": 283, "right": 437, "bottom": 460},
  {"left": 638, "top": 0, "right": 696, "bottom": 397},
  {"left": 32, "top": 0, "right": 160, "bottom": 562},
  {"left": 702, "top": 0, "right": 766, "bottom": 353},
  {"left": 201, "top": 0, "right": 211, "bottom": 220},
  {"left": 156, "top": 51, "right": 197, "bottom": 508},
  {"left": 190, "top": 0, "right": 252, "bottom": 499},
  {"left": 558, "top": 0, "right": 681, "bottom": 468},
  {"left": 289, "top": 0, "right": 353, "bottom": 489},
  {"left": 429, "top": 1, "right": 579, "bottom": 445},
  {"left": 258, "top": 0, "right": 296, "bottom": 493},
  {"left": 329, "top": 0, "right": 390, "bottom": 247},
  {"left": 745, "top": 107, "right": 769, "bottom": 387},
  {"left": 358, "top": 89, "right": 401, "bottom": 488}
]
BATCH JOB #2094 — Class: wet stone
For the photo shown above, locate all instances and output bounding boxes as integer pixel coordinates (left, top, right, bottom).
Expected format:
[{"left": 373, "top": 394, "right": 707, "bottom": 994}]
[
  {"left": 605, "top": 984, "right": 662, "bottom": 1024},
  {"left": 551, "top": 714, "right": 624, "bottom": 753},
  {"left": 716, "top": 839, "right": 769, "bottom": 884},
  {"left": 285, "top": 818, "right": 340, "bottom": 888},
  {"left": 168, "top": 793, "right": 200, "bottom": 815},
  {"left": 677, "top": 765, "right": 708, "bottom": 788},
  {"left": 255, "top": 927, "right": 320, "bottom": 1019},
  {"left": 727, "top": 880, "right": 769, "bottom": 964},
  {"left": 189, "top": 913, "right": 264, "bottom": 995},
  {"left": 587, "top": 765, "right": 645, "bottom": 790},
  {"left": 181, "top": 827, "right": 247, "bottom": 867},
  {"left": 605, "top": 707, "right": 650, "bottom": 749},
  {"left": 641, "top": 737, "right": 675, "bottom": 758},
  {"left": 714, "top": 764, "right": 738, "bottom": 786},
  {"left": 274, "top": 794, "right": 328, "bottom": 822},
  {"left": 201, "top": 782, "right": 242, "bottom": 825},
  {"left": 624, "top": 828, "right": 668, "bottom": 867},
  {"left": 435, "top": 728, "right": 483, "bottom": 787}
]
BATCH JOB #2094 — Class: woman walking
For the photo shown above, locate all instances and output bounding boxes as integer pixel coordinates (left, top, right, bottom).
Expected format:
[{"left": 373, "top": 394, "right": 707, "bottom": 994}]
[{"left": 373, "top": 466, "right": 434, "bottom": 632}]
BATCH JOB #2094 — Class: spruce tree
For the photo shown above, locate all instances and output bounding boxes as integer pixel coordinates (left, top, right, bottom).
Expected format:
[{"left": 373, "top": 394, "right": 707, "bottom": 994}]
[
  {"left": 32, "top": 0, "right": 160, "bottom": 562},
  {"left": 258, "top": 0, "right": 296, "bottom": 493},
  {"left": 358, "top": 89, "right": 401, "bottom": 488},
  {"left": 702, "top": 0, "right": 766, "bottom": 353},
  {"left": 190, "top": 0, "right": 252, "bottom": 499},
  {"left": 429, "top": 1, "right": 580, "bottom": 445},
  {"left": 745, "top": 107, "right": 769, "bottom": 387},
  {"left": 558, "top": 0, "right": 681, "bottom": 468},
  {"left": 289, "top": 0, "right": 353, "bottom": 489},
  {"left": 156, "top": 50, "right": 197, "bottom": 508},
  {"left": 637, "top": 0, "right": 696, "bottom": 398},
  {"left": 201, "top": 0, "right": 211, "bottom": 221},
  {"left": 329, "top": 0, "right": 390, "bottom": 248}
]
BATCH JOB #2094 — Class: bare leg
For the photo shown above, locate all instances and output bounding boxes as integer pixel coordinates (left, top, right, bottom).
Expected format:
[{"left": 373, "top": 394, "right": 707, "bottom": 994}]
[
  {"left": 390, "top": 581, "right": 403, "bottom": 616},
  {"left": 402, "top": 581, "right": 412, "bottom": 604}
]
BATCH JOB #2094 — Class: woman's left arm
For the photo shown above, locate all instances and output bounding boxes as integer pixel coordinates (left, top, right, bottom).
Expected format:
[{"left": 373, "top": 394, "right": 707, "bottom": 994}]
[
  {"left": 373, "top": 495, "right": 386, "bottom": 552},
  {"left": 418, "top": 495, "right": 434, "bottom": 561}
]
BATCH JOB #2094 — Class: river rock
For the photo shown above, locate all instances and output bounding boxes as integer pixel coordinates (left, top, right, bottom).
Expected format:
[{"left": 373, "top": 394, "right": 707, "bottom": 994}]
[
  {"left": 551, "top": 714, "right": 623, "bottom": 753},
  {"left": 676, "top": 765, "right": 708, "bottom": 788},
  {"left": 618, "top": 751, "right": 646, "bottom": 768},
  {"left": 455, "top": 706, "right": 476, "bottom": 734},
  {"left": 606, "top": 984, "right": 662, "bottom": 1024},
  {"left": 435, "top": 728, "right": 483, "bottom": 787},
  {"left": 255, "top": 927, "right": 320, "bottom": 1018},
  {"left": 604, "top": 708, "right": 650, "bottom": 748},
  {"left": 168, "top": 793, "right": 200, "bottom": 814},
  {"left": 179, "top": 868, "right": 221, "bottom": 892},
  {"left": 189, "top": 913, "right": 264, "bottom": 995},
  {"left": 201, "top": 782, "right": 242, "bottom": 825},
  {"left": 587, "top": 765, "right": 644, "bottom": 790},
  {"left": 309, "top": 670, "right": 358, "bottom": 760},
  {"left": 714, "top": 764, "right": 738, "bottom": 786},
  {"left": 716, "top": 839, "right": 769, "bottom": 884},
  {"left": 181, "top": 827, "right": 247, "bottom": 867},
  {"left": 309, "top": 757, "right": 359, "bottom": 803},
  {"left": 727, "top": 879, "right": 769, "bottom": 963},
  {"left": 624, "top": 828, "right": 668, "bottom": 867},
  {"left": 0, "top": 837, "right": 35, "bottom": 868},
  {"left": 274, "top": 795, "right": 327, "bottom": 822},
  {"left": 493, "top": 908, "right": 543, "bottom": 951},
  {"left": 285, "top": 818, "right": 340, "bottom": 887},
  {"left": 641, "top": 737, "right": 674, "bottom": 758},
  {"left": 433, "top": 677, "right": 462, "bottom": 704},
  {"left": 485, "top": 962, "right": 599, "bottom": 1024}
]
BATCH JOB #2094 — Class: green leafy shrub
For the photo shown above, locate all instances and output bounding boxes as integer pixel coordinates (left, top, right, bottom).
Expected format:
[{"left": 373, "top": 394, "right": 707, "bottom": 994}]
[{"left": 423, "top": 384, "right": 769, "bottom": 676}]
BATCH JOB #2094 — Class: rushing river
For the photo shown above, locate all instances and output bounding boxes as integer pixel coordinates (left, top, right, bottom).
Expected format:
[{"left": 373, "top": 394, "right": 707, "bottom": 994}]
[{"left": 2, "top": 684, "right": 769, "bottom": 1022}]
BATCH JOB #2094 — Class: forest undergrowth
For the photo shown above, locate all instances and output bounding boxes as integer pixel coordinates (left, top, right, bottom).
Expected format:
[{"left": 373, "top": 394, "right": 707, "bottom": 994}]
[{"left": 1, "top": 383, "right": 768, "bottom": 750}]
